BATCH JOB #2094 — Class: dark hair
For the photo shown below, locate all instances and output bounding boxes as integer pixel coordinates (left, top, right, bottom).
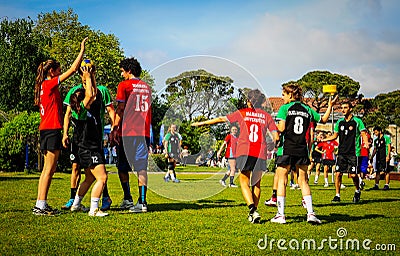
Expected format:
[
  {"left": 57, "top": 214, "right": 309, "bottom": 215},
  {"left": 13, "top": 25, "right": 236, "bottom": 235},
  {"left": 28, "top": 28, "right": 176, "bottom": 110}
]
[
  {"left": 70, "top": 88, "right": 85, "bottom": 113},
  {"left": 341, "top": 100, "right": 353, "bottom": 109},
  {"left": 373, "top": 126, "right": 382, "bottom": 132},
  {"left": 119, "top": 57, "right": 142, "bottom": 77},
  {"left": 34, "top": 60, "right": 60, "bottom": 106},
  {"left": 246, "top": 89, "right": 266, "bottom": 109},
  {"left": 282, "top": 83, "right": 303, "bottom": 101}
]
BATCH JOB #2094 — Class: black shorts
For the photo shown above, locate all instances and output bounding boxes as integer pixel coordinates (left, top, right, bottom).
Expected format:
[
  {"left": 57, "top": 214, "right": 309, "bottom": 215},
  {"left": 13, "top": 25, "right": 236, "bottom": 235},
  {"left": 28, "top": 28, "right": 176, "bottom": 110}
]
[
  {"left": 236, "top": 155, "right": 266, "bottom": 172},
  {"left": 70, "top": 141, "right": 80, "bottom": 164},
  {"left": 276, "top": 155, "right": 310, "bottom": 167},
  {"left": 78, "top": 148, "right": 105, "bottom": 169},
  {"left": 311, "top": 157, "right": 323, "bottom": 163},
  {"left": 40, "top": 129, "right": 62, "bottom": 151},
  {"left": 376, "top": 160, "right": 389, "bottom": 173},
  {"left": 323, "top": 159, "right": 335, "bottom": 167},
  {"left": 335, "top": 155, "right": 358, "bottom": 174}
]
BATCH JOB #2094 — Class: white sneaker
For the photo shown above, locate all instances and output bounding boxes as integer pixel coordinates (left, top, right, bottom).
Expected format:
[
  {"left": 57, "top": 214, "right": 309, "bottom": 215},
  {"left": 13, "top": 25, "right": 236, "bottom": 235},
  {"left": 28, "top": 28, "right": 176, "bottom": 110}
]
[
  {"left": 70, "top": 204, "right": 89, "bottom": 212},
  {"left": 341, "top": 184, "right": 346, "bottom": 189},
  {"left": 229, "top": 183, "right": 238, "bottom": 188},
  {"left": 307, "top": 213, "right": 321, "bottom": 225},
  {"left": 120, "top": 199, "right": 134, "bottom": 210},
  {"left": 129, "top": 202, "right": 148, "bottom": 213},
  {"left": 88, "top": 209, "right": 109, "bottom": 217},
  {"left": 314, "top": 180, "right": 318, "bottom": 184},
  {"left": 219, "top": 180, "right": 226, "bottom": 187},
  {"left": 248, "top": 211, "right": 261, "bottom": 223},
  {"left": 324, "top": 183, "right": 329, "bottom": 188},
  {"left": 265, "top": 197, "right": 277, "bottom": 207},
  {"left": 271, "top": 214, "right": 286, "bottom": 224}
]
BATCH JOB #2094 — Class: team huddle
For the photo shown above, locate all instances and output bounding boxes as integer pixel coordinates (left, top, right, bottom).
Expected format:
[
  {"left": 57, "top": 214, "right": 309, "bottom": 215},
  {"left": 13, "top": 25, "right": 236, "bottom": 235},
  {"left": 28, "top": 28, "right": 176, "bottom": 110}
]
[{"left": 32, "top": 38, "right": 393, "bottom": 224}]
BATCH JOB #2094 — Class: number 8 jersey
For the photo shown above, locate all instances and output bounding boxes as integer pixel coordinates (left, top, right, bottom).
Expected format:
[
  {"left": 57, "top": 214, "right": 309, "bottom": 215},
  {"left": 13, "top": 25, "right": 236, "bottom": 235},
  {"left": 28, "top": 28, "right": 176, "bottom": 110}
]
[
  {"left": 226, "top": 107, "right": 277, "bottom": 160},
  {"left": 276, "top": 101, "right": 321, "bottom": 157}
]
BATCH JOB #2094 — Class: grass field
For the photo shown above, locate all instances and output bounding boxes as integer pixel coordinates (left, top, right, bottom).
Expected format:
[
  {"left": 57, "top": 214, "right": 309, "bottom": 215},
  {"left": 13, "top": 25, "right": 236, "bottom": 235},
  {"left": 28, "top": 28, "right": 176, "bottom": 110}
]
[{"left": 1, "top": 165, "right": 399, "bottom": 255}]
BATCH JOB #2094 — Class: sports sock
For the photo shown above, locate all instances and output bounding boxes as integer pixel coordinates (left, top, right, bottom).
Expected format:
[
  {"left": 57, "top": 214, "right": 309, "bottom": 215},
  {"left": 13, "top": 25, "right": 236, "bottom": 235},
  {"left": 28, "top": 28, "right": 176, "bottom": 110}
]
[
  {"left": 138, "top": 185, "right": 147, "bottom": 204},
  {"left": 229, "top": 176, "right": 234, "bottom": 184},
  {"left": 324, "top": 178, "right": 328, "bottom": 184},
  {"left": 303, "top": 195, "right": 314, "bottom": 214},
  {"left": 272, "top": 189, "right": 277, "bottom": 198},
  {"left": 70, "top": 188, "right": 78, "bottom": 199},
  {"left": 121, "top": 182, "right": 132, "bottom": 200},
  {"left": 355, "top": 189, "right": 360, "bottom": 193},
  {"left": 102, "top": 184, "right": 110, "bottom": 198},
  {"left": 35, "top": 200, "right": 46, "bottom": 210},
  {"left": 90, "top": 197, "right": 100, "bottom": 212},
  {"left": 72, "top": 195, "right": 83, "bottom": 208},
  {"left": 277, "top": 196, "right": 285, "bottom": 216},
  {"left": 221, "top": 174, "right": 229, "bottom": 181},
  {"left": 169, "top": 170, "right": 176, "bottom": 180},
  {"left": 336, "top": 193, "right": 340, "bottom": 197},
  {"left": 248, "top": 203, "right": 256, "bottom": 214}
]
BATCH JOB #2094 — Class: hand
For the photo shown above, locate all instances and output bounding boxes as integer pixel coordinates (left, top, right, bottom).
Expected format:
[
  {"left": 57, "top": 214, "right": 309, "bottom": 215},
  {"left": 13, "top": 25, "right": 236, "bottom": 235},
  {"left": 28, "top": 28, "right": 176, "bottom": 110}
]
[
  {"left": 328, "top": 95, "right": 339, "bottom": 107},
  {"left": 62, "top": 136, "right": 69, "bottom": 148},
  {"left": 81, "top": 37, "right": 88, "bottom": 49}
]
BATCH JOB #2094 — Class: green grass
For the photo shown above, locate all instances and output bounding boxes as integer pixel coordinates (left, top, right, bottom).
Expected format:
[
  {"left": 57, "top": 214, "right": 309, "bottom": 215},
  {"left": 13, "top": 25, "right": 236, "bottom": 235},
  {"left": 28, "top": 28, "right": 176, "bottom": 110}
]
[{"left": 0, "top": 166, "right": 399, "bottom": 255}]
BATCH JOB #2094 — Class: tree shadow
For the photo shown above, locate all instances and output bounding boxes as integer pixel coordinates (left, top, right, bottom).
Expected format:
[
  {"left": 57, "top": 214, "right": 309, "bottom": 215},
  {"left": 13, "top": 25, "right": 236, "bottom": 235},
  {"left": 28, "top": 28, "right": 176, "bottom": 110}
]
[
  {"left": 289, "top": 213, "right": 385, "bottom": 224},
  {"left": 314, "top": 197, "right": 400, "bottom": 207},
  {"left": 0, "top": 176, "right": 62, "bottom": 181}
]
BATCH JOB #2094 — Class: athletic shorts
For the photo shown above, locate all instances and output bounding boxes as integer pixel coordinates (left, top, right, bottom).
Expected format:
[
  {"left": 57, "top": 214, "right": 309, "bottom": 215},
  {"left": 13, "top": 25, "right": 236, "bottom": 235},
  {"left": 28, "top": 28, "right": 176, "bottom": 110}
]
[
  {"left": 276, "top": 155, "right": 310, "bottom": 167},
  {"left": 69, "top": 141, "right": 80, "bottom": 164},
  {"left": 322, "top": 159, "right": 335, "bottom": 167},
  {"left": 236, "top": 155, "right": 266, "bottom": 172},
  {"left": 167, "top": 152, "right": 181, "bottom": 162},
  {"left": 335, "top": 155, "right": 358, "bottom": 174},
  {"left": 123, "top": 136, "right": 150, "bottom": 172},
  {"left": 311, "top": 157, "right": 323, "bottom": 164},
  {"left": 40, "top": 129, "right": 62, "bottom": 151},
  {"left": 78, "top": 148, "right": 105, "bottom": 169},
  {"left": 358, "top": 156, "right": 369, "bottom": 174},
  {"left": 375, "top": 160, "right": 389, "bottom": 173}
]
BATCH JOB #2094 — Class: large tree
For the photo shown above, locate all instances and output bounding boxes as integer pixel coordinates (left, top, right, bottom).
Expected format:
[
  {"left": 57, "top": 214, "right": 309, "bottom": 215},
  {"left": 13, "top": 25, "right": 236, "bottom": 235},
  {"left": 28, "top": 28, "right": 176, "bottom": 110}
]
[
  {"left": 163, "top": 69, "right": 234, "bottom": 121},
  {"left": 295, "top": 70, "right": 361, "bottom": 112},
  {"left": 33, "top": 8, "right": 124, "bottom": 98},
  {"left": 0, "top": 17, "right": 48, "bottom": 112},
  {"left": 363, "top": 90, "right": 400, "bottom": 129}
]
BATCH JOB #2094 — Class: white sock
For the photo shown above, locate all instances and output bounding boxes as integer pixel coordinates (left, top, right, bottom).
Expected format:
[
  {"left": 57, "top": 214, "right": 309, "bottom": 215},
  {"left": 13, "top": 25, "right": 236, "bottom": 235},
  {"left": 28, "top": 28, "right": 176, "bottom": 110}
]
[
  {"left": 72, "top": 195, "right": 84, "bottom": 208},
  {"left": 277, "top": 196, "right": 285, "bottom": 216},
  {"left": 169, "top": 171, "right": 176, "bottom": 180},
  {"left": 35, "top": 200, "right": 46, "bottom": 209},
  {"left": 355, "top": 189, "right": 360, "bottom": 193},
  {"left": 324, "top": 178, "right": 328, "bottom": 184},
  {"left": 303, "top": 195, "right": 314, "bottom": 214},
  {"left": 336, "top": 193, "right": 340, "bottom": 197},
  {"left": 314, "top": 175, "right": 319, "bottom": 182},
  {"left": 90, "top": 197, "right": 100, "bottom": 212}
]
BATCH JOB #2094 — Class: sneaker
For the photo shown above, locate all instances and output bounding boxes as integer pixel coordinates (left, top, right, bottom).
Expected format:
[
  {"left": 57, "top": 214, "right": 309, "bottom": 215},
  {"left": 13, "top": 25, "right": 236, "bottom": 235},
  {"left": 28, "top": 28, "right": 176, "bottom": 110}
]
[
  {"left": 331, "top": 196, "right": 341, "bottom": 203},
  {"left": 120, "top": 199, "right": 134, "bottom": 210},
  {"left": 100, "top": 197, "right": 112, "bottom": 211},
  {"left": 371, "top": 185, "right": 379, "bottom": 190},
  {"left": 264, "top": 197, "right": 277, "bottom": 207},
  {"left": 229, "top": 183, "right": 238, "bottom": 188},
  {"left": 61, "top": 198, "right": 74, "bottom": 210},
  {"left": 129, "top": 202, "right": 148, "bottom": 213},
  {"left": 290, "top": 184, "right": 299, "bottom": 190},
  {"left": 353, "top": 191, "right": 361, "bottom": 203},
  {"left": 301, "top": 198, "right": 307, "bottom": 209},
  {"left": 248, "top": 211, "right": 261, "bottom": 224},
  {"left": 340, "top": 184, "right": 346, "bottom": 189},
  {"left": 270, "top": 214, "right": 286, "bottom": 224},
  {"left": 307, "top": 213, "right": 322, "bottom": 225},
  {"left": 32, "top": 205, "right": 60, "bottom": 216},
  {"left": 71, "top": 204, "right": 89, "bottom": 212},
  {"left": 164, "top": 176, "right": 170, "bottom": 182},
  {"left": 383, "top": 185, "right": 390, "bottom": 190},
  {"left": 314, "top": 180, "right": 318, "bottom": 184},
  {"left": 88, "top": 209, "right": 109, "bottom": 217},
  {"left": 324, "top": 183, "right": 329, "bottom": 188},
  {"left": 173, "top": 178, "right": 180, "bottom": 183},
  {"left": 219, "top": 180, "right": 226, "bottom": 187}
]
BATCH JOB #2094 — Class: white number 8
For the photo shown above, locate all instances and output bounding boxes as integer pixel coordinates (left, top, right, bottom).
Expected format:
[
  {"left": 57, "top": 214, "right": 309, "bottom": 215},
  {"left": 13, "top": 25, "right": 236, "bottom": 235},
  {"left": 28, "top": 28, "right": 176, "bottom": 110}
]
[
  {"left": 249, "top": 124, "right": 259, "bottom": 142},
  {"left": 294, "top": 116, "right": 303, "bottom": 135}
]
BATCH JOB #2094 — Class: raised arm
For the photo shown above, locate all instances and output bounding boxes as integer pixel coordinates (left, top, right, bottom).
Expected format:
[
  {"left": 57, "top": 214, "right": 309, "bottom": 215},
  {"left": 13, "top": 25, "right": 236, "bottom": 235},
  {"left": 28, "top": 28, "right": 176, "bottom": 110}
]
[
  {"left": 59, "top": 37, "right": 88, "bottom": 83},
  {"left": 320, "top": 95, "right": 338, "bottom": 124}
]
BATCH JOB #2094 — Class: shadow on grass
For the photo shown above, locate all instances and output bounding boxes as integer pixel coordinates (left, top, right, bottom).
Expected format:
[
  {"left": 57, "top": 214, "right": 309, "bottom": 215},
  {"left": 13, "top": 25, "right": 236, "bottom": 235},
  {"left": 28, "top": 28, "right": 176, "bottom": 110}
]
[
  {"left": 314, "top": 197, "right": 400, "bottom": 207},
  {"left": 288, "top": 213, "right": 385, "bottom": 224},
  {"left": 147, "top": 200, "right": 246, "bottom": 212},
  {"left": 0, "top": 176, "right": 62, "bottom": 181}
]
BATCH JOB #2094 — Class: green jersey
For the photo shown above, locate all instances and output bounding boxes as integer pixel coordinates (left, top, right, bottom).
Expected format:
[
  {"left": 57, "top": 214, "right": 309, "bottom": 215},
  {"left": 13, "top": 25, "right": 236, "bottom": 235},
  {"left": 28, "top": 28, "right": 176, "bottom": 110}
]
[{"left": 334, "top": 116, "right": 366, "bottom": 157}]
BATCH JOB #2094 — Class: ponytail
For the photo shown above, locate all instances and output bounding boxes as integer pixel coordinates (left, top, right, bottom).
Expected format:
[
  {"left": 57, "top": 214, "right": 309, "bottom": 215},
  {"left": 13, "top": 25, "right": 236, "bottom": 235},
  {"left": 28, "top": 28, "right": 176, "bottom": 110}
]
[{"left": 34, "top": 60, "right": 60, "bottom": 106}]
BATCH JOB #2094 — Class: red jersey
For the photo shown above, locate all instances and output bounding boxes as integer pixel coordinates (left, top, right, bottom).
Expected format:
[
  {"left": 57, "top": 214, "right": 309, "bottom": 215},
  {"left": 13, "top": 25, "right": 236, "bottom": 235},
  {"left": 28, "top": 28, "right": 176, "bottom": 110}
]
[
  {"left": 360, "top": 132, "right": 371, "bottom": 157},
  {"left": 117, "top": 78, "right": 152, "bottom": 137},
  {"left": 224, "top": 133, "right": 238, "bottom": 158},
  {"left": 39, "top": 76, "right": 63, "bottom": 130},
  {"left": 227, "top": 108, "right": 277, "bottom": 160},
  {"left": 319, "top": 140, "right": 338, "bottom": 160}
]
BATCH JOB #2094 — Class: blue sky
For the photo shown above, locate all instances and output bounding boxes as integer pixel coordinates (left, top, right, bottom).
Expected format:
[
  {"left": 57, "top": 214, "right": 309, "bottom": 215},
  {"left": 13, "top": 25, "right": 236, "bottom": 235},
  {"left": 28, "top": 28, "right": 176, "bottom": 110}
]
[{"left": 1, "top": 0, "right": 399, "bottom": 97}]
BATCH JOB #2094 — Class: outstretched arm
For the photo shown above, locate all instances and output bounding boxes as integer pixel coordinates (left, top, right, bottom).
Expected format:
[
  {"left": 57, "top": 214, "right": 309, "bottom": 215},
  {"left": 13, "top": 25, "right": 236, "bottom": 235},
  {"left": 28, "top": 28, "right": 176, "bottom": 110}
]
[{"left": 191, "top": 116, "right": 228, "bottom": 127}]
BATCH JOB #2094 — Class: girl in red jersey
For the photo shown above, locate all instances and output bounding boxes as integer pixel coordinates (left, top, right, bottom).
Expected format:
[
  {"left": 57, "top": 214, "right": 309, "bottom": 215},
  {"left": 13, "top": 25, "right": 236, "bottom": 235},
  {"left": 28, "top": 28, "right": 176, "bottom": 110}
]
[
  {"left": 32, "top": 37, "right": 87, "bottom": 216},
  {"left": 192, "top": 89, "right": 279, "bottom": 223},
  {"left": 217, "top": 125, "right": 239, "bottom": 188}
]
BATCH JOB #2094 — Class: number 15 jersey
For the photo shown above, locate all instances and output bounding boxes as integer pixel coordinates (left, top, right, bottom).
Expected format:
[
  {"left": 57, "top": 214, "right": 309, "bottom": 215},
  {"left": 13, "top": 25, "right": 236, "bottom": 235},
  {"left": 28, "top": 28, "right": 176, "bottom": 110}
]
[
  {"left": 276, "top": 101, "right": 321, "bottom": 157},
  {"left": 227, "top": 108, "right": 277, "bottom": 160}
]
